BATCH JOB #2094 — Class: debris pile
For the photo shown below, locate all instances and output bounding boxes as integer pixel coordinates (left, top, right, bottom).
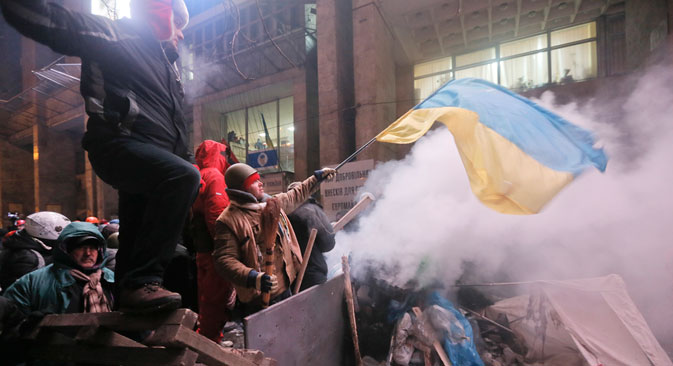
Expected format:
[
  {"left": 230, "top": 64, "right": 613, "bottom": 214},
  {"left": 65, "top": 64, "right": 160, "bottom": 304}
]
[
  {"left": 351, "top": 273, "right": 673, "bottom": 366},
  {"left": 352, "top": 272, "right": 484, "bottom": 366}
]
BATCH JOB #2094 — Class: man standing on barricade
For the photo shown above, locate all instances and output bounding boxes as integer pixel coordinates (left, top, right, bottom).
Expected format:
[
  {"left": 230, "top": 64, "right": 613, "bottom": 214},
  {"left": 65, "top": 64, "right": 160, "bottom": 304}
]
[{"left": 0, "top": 0, "right": 201, "bottom": 312}]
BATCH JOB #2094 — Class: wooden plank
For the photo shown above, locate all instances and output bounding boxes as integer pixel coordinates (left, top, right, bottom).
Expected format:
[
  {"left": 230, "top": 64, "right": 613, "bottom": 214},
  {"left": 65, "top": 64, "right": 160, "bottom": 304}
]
[
  {"left": 332, "top": 193, "right": 374, "bottom": 232},
  {"left": 245, "top": 274, "right": 346, "bottom": 366},
  {"left": 144, "top": 325, "right": 258, "bottom": 366},
  {"left": 28, "top": 345, "right": 198, "bottom": 366},
  {"left": 293, "top": 228, "right": 318, "bottom": 294},
  {"left": 412, "top": 307, "right": 452, "bottom": 366},
  {"left": 34, "top": 309, "right": 198, "bottom": 333},
  {"left": 342, "top": 256, "right": 363, "bottom": 366},
  {"left": 76, "top": 328, "right": 147, "bottom": 348},
  {"left": 259, "top": 358, "right": 278, "bottom": 366}
]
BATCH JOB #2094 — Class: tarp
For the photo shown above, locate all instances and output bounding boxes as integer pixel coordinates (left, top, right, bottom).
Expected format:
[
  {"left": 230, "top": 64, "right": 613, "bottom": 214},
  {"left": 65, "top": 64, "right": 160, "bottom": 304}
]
[{"left": 485, "top": 274, "right": 672, "bottom": 366}]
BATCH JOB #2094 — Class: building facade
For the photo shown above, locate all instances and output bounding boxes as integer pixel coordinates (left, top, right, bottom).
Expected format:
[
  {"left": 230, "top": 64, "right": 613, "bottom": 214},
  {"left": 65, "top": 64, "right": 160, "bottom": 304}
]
[{"left": 0, "top": 0, "right": 671, "bottom": 223}]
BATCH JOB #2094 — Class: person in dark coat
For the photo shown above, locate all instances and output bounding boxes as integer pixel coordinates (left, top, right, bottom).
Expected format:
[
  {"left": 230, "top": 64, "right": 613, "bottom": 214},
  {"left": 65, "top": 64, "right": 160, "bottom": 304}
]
[
  {"left": 0, "top": 0, "right": 200, "bottom": 312},
  {"left": 286, "top": 182, "right": 336, "bottom": 292},
  {"left": 0, "top": 212, "right": 71, "bottom": 293}
]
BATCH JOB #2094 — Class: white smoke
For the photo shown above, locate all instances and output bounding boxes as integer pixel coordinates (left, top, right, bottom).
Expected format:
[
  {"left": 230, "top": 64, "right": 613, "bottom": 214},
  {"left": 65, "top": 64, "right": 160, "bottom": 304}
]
[{"left": 331, "top": 63, "right": 673, "bottom": 342}]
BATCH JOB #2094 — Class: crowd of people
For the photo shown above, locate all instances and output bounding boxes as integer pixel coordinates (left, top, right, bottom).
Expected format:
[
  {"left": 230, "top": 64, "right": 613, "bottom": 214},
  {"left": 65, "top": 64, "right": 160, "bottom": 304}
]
[
  {"left": 0, "top": 0, "right": 339, "bottom": 361},
  {"left": 0, "top": 156, "right": 337, "bottom": 347}
]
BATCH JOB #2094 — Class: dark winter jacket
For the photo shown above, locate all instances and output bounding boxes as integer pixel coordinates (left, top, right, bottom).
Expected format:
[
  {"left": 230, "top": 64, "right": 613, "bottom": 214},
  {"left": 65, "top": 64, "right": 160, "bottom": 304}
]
[
  {"left": 2, "top": 222, "right": 114, "bottom": 315},
  {"left": 0, "top": 230, "right": 54, "bottom": 292},
  {"left": 0, "top": 0, "right": 192, "bottom": 160},
  {"left": 287, "top": 198, "right": 336, "bottom": 291}
]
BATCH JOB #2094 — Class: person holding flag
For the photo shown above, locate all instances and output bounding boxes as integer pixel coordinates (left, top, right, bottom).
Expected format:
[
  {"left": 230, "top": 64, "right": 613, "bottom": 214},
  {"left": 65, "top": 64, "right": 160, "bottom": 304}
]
[{"left": 0, "top": 0, "right": 201, "bottom": 312}]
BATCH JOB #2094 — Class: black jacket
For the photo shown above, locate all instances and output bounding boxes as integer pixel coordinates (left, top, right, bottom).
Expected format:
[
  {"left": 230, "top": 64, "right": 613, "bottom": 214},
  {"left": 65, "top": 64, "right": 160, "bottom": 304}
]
[
  {"left": 0, "top": 230, "right": 53, "bottom": 292},
  {"left": 287, "top": 198, "right": 336, "bottom": 291},
  {"left": 0, "top": 0, "right": 191, "bottom": 160}
]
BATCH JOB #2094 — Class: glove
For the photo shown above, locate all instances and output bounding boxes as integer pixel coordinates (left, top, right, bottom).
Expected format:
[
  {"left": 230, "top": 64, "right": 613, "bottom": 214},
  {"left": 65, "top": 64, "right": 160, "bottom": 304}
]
[
  {"left": 247, "top": 270, "right": 278, "bottom": 293},
  {"left": 313, "top": 168, "right": 337, "bottom": 182}
]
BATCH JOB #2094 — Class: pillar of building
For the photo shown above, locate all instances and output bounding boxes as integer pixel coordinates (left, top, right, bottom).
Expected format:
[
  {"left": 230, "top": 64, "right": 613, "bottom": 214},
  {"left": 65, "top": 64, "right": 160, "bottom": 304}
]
[
  {"left": 33, "top": 122, "right": 77, "bottom": 218},
  {"left": 0, "top": 141, "right": 34, "bottom": 225},
  {"left": 394, "top": 65, "right": 415, "bottom": 159},
  {"left": 351, "top": 0, "right": 399, "bottom": 163},
  {"left": 293, "top": 71, "right": 312, "bottom": 179},
  {"left": 625, "top": 0, "right": 669, "bottom": 69},
  {"left": 317, "top": 0, "right": 355, "bottom": 167}
]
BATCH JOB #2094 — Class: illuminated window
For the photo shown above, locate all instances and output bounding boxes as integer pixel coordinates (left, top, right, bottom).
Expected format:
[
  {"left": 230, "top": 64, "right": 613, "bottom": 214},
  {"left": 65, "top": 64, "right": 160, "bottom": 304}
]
[
  {"left": 91, "top": 0, "right": 130, "bottom": 20},
  {"left": 413, "top": 21, "right": 598, "bottom": 97},
  {"left": 206, "top": 97, "right": 294, "bottom": 173},
  {"left": 455, "top": 48, "right": 495, "bottom": 67}
]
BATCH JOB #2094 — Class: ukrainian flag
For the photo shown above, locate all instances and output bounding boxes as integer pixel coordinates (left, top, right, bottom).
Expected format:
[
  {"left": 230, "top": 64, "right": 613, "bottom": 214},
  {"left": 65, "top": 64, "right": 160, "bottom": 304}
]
[{"left": 376, "top": 78, "right": 607, "bottom": 214}]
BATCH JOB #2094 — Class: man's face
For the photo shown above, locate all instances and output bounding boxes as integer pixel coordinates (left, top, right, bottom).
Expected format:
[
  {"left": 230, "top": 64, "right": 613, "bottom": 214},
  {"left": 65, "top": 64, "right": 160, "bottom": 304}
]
[
  {"left": 245, "top": 179, "right": 265, "bottom": 201},
  {"left": 164, "top": 26, "right": 184, "bottom": 52},
  {"left": 70, "top": 244, "right": 99, "bottom": 269}
]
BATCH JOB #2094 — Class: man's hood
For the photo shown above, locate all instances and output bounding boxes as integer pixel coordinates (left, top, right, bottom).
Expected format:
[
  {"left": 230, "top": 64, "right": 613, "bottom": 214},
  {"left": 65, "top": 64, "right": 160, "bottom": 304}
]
[
  {"left": 53, "top": 222, "right": 108, "bottom": 272},
  {"left": 195, "top": 140, "right": 234, "bottom": 173}
]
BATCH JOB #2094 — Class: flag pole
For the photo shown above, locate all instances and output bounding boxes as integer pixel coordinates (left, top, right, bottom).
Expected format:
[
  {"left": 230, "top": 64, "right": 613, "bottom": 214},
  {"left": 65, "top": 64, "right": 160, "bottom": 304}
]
[{"left": 334, "top": 137, "right": 377, "bottom": 171}]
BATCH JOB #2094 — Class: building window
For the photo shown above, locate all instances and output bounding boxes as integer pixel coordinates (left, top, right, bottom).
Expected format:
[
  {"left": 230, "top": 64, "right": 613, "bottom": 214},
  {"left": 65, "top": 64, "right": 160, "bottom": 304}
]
[
  {"left": 213, "top": 97, "right": 295, "bottom": 173},
  {"left": 413, "top": 21, "right": 598, "bottom": 99},
  {"left": 91, "top": 0, "right": 130, "bottom": 19}
]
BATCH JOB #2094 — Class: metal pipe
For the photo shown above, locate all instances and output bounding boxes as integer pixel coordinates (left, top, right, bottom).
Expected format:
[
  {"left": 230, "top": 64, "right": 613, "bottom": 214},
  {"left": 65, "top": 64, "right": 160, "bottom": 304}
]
[{"left": 334, "top": 137, "right": 377, "bottom": 171}]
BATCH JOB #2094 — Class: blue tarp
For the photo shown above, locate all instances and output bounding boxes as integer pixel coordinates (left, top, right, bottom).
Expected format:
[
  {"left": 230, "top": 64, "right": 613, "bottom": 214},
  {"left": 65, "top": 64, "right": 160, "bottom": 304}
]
[{"left": 426, "top": 291, "right": 484, "bottom": 366}]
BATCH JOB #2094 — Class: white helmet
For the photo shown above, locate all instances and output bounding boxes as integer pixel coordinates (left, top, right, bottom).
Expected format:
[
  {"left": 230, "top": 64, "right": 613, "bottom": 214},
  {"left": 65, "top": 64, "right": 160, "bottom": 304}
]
[{"left": 25, "top": 211, "right": 71, "bottom": 241}]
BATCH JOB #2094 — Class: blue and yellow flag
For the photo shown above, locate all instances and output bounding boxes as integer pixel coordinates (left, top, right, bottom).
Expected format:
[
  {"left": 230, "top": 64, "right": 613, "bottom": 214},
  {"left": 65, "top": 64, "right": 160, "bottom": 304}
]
[{"left": 376, "top": 78, "right": 607, "bottom": 214}]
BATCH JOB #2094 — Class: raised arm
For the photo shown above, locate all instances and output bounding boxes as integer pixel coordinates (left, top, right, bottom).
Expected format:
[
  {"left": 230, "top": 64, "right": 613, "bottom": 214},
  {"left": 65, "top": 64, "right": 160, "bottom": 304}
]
[
  {"left": 0, "top": 0, "right": 134, "bottom": 59},
  {"left": 276, "top": 168, "right": 337, "bottom": 214}
]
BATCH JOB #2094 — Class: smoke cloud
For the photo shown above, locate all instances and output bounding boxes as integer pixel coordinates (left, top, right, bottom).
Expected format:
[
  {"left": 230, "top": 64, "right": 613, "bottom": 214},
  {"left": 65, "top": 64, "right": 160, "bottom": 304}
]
[{"left": 330, "top": 62, "right": 673, "bottom": 342}]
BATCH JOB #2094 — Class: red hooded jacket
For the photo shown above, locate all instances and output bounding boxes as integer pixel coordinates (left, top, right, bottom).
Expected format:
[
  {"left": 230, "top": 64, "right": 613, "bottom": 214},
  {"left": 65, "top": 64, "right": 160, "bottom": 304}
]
[{"left": 193, "top": 140, "right": 238, "bottom": 235}]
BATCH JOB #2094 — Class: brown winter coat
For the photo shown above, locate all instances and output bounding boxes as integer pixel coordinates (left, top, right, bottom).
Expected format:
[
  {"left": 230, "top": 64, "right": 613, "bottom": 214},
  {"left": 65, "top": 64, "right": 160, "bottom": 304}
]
[{"left": 212, "top": 176, "right": 318, "bottom": 303}]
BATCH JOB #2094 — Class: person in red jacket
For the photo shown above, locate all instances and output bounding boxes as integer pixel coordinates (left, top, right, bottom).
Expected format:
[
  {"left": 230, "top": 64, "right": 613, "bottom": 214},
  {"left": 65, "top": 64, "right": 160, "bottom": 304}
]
[{"left": 191, "top": 140, "right": 238, "bottom": 342}]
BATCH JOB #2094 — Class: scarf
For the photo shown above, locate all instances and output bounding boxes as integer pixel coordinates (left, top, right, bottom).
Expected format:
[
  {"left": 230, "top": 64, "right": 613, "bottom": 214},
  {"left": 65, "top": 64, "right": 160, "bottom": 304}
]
[{"left": 70, "top": 269, "right": 111, "bottom": 313}]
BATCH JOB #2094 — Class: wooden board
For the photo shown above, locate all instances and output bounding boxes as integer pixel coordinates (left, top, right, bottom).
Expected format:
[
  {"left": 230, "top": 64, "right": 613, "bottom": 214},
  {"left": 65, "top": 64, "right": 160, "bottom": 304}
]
[
  {"left": 31, "top": 309, "right": 197, "bottom": 335},
  {"left": 28, "top": 346, "right": 198, "bottom": 366},
  {"left": 144, "top": 324, "right": 258, "bottom": 366},
  {"left": 244, "top": 274, "right": 348, "bottom": 366}
]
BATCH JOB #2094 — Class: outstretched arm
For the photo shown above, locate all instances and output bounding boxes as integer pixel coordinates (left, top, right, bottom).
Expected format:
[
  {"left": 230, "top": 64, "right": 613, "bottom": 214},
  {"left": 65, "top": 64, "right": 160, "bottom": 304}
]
[
  {"left": 276, "top": 168, "right": 337, "bottom": 214},
  {"left": 1, "top": 0, "right": 134, "bottom": 59}
]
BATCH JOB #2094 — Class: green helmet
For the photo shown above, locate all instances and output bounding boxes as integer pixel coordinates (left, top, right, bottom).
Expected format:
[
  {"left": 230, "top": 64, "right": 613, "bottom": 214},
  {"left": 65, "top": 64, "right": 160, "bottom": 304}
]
[{"left": 225, "top": 163, "right": 258, "bottom": 190}]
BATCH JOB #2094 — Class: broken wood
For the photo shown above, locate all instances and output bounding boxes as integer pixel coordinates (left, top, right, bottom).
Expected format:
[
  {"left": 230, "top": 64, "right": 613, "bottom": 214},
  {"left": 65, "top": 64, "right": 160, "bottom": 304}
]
[
  {"left": 29, "top": 308, "right": 197, "bottom": 337},
  {"left": 23, "top": 309, "right": 272, "bottom": 366},
  {"left": 332, "top": 192, "right": 375, "bottom": 232},
  {"left": 144, "top": 324, "right": 258, "bottom": 366},
  {"left": 293, "top": 228, "right": 318, "bottom": 294},
  {"left": 459, "top": 306, "right": 515, "bottom": 334},
  {"left": 28, "top": 345, "right": 199, "bottom": 366},
  {"left": 342, "top": 256, "right": 363, "bottom": 366},
  {"left": 75, "top": 327, "right": 147, "bottom": 348},
  {"left": 412, "top": 307, "right": 452, "bottom": 366}
]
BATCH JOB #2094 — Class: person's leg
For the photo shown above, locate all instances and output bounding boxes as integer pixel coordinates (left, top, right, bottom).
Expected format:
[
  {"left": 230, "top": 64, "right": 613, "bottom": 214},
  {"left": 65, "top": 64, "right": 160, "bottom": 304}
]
[
  {"left": 87, "top": 137, "right": 200, "bottom": 310},
  {"left": 196, "top": 252, "right": 235, "bottom": 342},
  {"left": 113, "top": 190, "right": 146, "bottom": 304}
]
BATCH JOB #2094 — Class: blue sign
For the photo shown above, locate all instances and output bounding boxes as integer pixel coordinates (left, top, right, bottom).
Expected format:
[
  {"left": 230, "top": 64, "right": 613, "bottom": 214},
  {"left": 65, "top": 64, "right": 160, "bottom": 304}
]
[{"left": 247, "top": 149, "right": 279, "bottom": 169}]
